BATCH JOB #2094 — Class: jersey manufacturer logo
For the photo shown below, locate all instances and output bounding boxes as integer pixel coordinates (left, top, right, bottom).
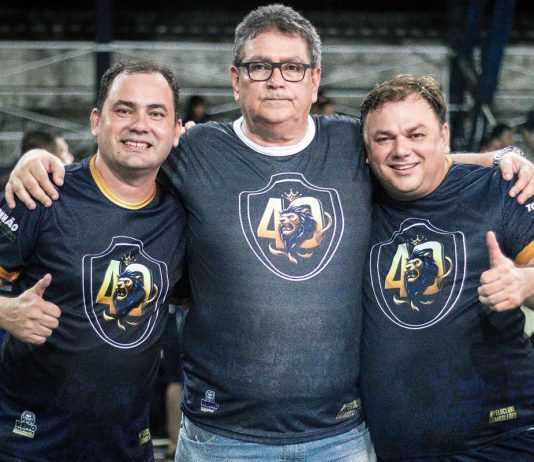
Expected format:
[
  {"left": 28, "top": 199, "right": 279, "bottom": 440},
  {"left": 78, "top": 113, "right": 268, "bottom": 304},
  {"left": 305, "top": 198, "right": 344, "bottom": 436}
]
[
  {"left": 13, "top": 411, "right": 37, "bottom": 438},
  {"left": 239, "top": 173, "right": 344, "bottom": 281},
  {"left": 369, "top": 219, "right": 466, "bottom": 329},
  {"left": 200, "top": 390, "right": 220, "bottom": 413},
  {"left": 82, "top": 236, "right": 169, "bottom": 348}
]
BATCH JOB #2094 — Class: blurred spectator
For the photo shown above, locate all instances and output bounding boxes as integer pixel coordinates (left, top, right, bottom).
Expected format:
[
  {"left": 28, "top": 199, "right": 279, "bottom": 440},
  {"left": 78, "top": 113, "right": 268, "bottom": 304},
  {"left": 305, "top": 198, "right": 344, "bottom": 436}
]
[
  {"left": 183, "top": 95, "right": 210, "bottom": 124},
  {"left": 519, "top": 108, "right": 534, "bottom": 156},
  {"left": 20, "top": 130, "right": 59, "bottom": 156},
  {"left": 479, "top": 123, "right": 514, "bottom": 152},
  {"left": 51, "top": 131, "right": 75, "bottom": 164}
]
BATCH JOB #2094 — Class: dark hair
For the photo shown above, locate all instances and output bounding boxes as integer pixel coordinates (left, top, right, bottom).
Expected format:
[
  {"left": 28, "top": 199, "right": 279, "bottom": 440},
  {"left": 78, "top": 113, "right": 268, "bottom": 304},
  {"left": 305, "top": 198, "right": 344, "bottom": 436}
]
[
  {"left": 20, "top": 130, "right": 58, "bottom": 155},
  {"left": 96, "top": 60, "right": 180, "bottom": 121},
  {"left": 489, "top": 123, "right": 512, "bottom": 140},
  {"left": 361, "top": 74, "right": 447, "bottom": 135},
  {"left": 233, "top": 4, "right": 322, "bottom": 67}
]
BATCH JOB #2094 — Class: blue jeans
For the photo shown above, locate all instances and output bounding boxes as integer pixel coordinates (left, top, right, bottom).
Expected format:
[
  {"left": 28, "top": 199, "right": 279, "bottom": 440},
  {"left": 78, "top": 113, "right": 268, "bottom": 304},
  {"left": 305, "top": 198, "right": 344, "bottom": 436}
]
[{"left": 175, "top": 415, "right": 376, "bottom": 461}]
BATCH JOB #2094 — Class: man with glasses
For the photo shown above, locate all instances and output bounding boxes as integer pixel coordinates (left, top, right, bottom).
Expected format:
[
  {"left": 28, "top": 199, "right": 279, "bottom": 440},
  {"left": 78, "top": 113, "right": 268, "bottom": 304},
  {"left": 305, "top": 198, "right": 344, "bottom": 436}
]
[{"left": 6, "top": 5, "right": 534, "bottom": 461}]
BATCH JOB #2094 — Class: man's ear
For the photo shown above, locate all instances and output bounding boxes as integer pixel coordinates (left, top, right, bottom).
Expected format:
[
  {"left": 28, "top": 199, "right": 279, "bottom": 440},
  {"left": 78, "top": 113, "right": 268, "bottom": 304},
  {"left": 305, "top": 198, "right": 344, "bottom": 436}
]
[
  {"left": 90, "top": 108, "right": 100, "bottom": 137},
  {"left": 310, "top": 67, "right": 322, "bottom": 104},
  {"left": 441, "top": 122, "right": 450, "bottom": 153},
  {"left": 173, "top": 119, "right": 182, "bottom": 147},
  {"left": 230, "top": 66, "right": 240, "bottom": 103}
]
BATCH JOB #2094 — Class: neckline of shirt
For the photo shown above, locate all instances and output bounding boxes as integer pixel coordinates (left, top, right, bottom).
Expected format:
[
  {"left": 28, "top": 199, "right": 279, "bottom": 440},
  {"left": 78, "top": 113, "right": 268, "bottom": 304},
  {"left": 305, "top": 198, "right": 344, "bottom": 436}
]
[
  {"left": 233, "top": 116, "right": 316, "bottom": 157},
  {"left": 89, "top": 156, "right": 156, "bottom": 210}
]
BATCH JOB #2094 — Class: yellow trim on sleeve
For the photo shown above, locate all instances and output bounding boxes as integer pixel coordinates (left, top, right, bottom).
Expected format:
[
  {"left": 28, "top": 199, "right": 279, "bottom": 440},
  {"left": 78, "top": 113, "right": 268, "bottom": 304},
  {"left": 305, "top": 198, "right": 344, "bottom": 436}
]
[
  {"left": 89, "top": 156, "right": 156, "bottom": 210},
  {"left": 0, "top": 266, "right": 20, "bottom": 282},
  {"left": 515, "top": 241, "right": 534, "bottom": 266}
]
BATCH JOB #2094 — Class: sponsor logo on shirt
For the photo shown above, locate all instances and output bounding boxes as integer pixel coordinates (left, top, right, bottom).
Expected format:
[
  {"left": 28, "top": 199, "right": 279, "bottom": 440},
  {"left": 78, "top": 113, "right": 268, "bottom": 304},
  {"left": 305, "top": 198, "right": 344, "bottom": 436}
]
[
  {"left": 336, "top": 398, "right": 361, "bottom": 419},
  {"left": 138, "top": 428, "right": 151, "bottom": 445},
  {"left": 0, "top": 209, "right": 19, "bottom": 240},
  {"left": 239, "top": 173, "right": 344, "bottom": 281},
  {"left": 200, "top": 390, "right": 220, "bottom": 413},
  {"left": 369, "top": 219, "right": 466, "bottom": 329},
  {"left": 489, "top": 405, "right": 517, "bottom": 424},
  {"left": 527, "top": 203, "right": 533, "bottom": 213},
  {"left": 13, "top": 411, "right": 37, "bottom": 438}
]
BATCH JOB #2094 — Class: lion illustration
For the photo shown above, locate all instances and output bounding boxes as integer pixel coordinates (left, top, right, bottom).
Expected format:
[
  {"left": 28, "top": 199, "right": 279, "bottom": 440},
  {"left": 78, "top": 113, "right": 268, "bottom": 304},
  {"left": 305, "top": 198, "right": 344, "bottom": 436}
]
[
  {"left": 269, "top": 204, "right": 332, "bottom": 264},
  {"left": 103, "top": 263, "right": 158, "bottom": 330},
  {"left": 394, "top": 247, "right": 452, "bottom": 311}
]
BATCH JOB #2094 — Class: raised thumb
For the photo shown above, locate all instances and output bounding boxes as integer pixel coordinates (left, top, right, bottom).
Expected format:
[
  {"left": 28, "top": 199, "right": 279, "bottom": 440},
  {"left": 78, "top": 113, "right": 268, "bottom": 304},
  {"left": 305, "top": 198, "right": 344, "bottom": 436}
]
[
  {"left": 486, "top": 231, "right": 506, "bottom": 267},
  {"left": 28, "top": 273, "right": 52, "bottom": 297}
]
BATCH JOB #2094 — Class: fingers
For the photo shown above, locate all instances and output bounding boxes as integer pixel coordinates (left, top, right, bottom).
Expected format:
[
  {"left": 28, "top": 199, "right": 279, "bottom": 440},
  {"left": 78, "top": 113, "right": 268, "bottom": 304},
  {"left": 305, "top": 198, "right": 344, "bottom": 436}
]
[
  {"left": 28, "top": 274, "right": 52, "bottom": 297},
  {"left": 5, "top": 181, "right": 16, "bottom": 209},
  {"left": 498, "top": 156, "right": 514, "bottom": 181},
  {"left": 7, "top": 148, "right": 64, "bottom": 208},
  {"left": 184, "top": 121, "right": 196, "bottom": 131},
  {"left": 48, "top": 157, "right": 65, "bottom": 188},
  {"left": 8, "top": 177, "right": 37, "bottom": 210},
  {"left": 486, "top": 232, "right": 507, "bottom": 268},
  {"left": 508, "top": 159, "right": 534, "bottom": 204}
]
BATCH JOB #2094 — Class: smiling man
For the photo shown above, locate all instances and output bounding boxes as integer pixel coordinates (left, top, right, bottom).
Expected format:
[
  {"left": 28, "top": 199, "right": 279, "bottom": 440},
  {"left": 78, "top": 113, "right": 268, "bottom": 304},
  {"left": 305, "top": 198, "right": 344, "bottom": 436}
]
[
  {"left": 5, "top": 6, "right": 534, "bottom": 462},
  {"left": 361, "top": 74, "right": 534, "bottom": 460},
  {"left": 0, "top": 60, "right": 186, "bottom": 461}
]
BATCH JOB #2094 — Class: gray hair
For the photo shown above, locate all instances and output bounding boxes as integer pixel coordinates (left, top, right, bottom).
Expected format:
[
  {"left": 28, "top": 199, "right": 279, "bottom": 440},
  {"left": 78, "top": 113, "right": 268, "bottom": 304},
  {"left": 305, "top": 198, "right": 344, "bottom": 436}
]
[{"left": 233, "top": 4, "right": 322, "bottom": 68}]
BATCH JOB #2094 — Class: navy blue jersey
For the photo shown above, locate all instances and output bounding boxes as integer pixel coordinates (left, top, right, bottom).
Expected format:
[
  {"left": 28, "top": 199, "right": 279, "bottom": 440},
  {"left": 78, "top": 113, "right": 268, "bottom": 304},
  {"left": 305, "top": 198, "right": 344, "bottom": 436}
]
[
  {"left": 0, "top": 157, "right": 186, "bottom": 461},
  {"left": 361, "top": 162, "right": 534, "bottom": 458},
  {"left": 161, "top": 115, "right": 372, "bottom": 444}
]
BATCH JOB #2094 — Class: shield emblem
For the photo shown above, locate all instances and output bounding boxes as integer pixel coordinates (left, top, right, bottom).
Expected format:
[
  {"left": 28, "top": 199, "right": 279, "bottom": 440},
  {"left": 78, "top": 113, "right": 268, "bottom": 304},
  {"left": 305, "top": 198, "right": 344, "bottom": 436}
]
[
  {"left": 82, "top": 236, "right": 168, "bottom": 348},
  {"left": 239, "top": 173, "right": 344, "bottom": 281},
  {"left": 369, "top": 219, "right": 466, "bottom": 329}
]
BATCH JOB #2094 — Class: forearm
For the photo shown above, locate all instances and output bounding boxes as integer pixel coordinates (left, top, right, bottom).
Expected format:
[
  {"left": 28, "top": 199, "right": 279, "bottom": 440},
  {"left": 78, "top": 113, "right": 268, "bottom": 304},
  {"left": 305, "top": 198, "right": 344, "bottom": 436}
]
[{"left": 449, "top": 152, "right": 494, "bottom": 167}]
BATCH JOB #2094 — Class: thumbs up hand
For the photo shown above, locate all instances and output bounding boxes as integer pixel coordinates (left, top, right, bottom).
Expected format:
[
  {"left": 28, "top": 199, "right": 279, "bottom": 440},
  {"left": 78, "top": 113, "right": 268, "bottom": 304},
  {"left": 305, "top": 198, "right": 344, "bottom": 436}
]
[
  {"left": 0, "top": 274, "right": 61, "bottom": 344},
  {"left": 478, "top": 232, "right": 532, "bottom": 311}
]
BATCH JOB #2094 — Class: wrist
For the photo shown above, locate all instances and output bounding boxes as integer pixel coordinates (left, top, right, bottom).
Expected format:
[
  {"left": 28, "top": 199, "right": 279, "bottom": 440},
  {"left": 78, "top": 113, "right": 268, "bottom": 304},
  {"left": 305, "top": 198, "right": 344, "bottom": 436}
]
[{"left": 493, "top": 146, "right": 525, "bottom": 168}]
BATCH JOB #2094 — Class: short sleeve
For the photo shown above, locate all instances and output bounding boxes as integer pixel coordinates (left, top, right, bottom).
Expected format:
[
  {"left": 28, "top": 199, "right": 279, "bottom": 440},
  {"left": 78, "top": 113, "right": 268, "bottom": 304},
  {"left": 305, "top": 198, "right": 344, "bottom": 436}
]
[{"left": 0, "top": 199, "right": 45, "bottom": 282}]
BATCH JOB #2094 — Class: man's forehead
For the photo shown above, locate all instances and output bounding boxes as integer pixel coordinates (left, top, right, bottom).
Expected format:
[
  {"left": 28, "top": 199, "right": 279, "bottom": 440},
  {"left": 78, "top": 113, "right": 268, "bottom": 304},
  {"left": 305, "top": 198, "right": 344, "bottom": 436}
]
[
  {"left": 107, "top": 72, "right": 172, "bottom": 101},
  {"left": 242, "top": 30, "right": 309, "bottom": 59}
]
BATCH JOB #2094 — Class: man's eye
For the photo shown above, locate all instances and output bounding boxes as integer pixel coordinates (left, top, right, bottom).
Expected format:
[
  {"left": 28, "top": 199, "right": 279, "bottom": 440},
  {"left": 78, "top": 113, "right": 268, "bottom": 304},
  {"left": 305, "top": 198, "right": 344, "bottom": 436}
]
[
  {"left": 116, "top": 108, "right": 132, "bottom": 115},
  {"left": 411, "top": 133, "right": 424, "bottom": 139},
  {"left": 284, "top": 63, "right": 301, "bottom": 72},
  {"left": 150, "top": 111, "right": 165, "bottom": 119},
  {"left": 250, "top": 63, "right": 269, "bottom": 72}
]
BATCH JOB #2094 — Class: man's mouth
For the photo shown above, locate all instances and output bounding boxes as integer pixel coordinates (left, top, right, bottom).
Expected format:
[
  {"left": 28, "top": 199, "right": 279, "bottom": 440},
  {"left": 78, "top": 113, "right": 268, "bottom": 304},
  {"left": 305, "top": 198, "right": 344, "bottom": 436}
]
[
  {"left": 122, "top": 140, "right": 151, "bottom": 149},
  {"left": 390, "top": 163, "right": 418, "bottom": 171}
]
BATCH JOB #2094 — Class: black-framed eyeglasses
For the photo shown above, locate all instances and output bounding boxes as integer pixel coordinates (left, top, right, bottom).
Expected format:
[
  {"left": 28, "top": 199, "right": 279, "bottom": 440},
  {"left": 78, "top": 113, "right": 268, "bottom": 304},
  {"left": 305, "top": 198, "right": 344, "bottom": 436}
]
[{"left": 237, "top": 61, "right": 312, "bottom": 82}]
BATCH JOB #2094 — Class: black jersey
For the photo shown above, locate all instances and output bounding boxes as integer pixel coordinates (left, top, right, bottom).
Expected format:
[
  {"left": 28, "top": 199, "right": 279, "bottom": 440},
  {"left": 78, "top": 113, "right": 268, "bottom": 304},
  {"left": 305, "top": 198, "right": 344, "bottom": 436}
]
[
  {"left": 361, "top": 162, "right": 534, "bottom": 458},
  {"left": 161, "top": 115, "right": 373, "bottom": 444},
  {"left": 0, "top": 157, "right": 186, "bottom": 461}
]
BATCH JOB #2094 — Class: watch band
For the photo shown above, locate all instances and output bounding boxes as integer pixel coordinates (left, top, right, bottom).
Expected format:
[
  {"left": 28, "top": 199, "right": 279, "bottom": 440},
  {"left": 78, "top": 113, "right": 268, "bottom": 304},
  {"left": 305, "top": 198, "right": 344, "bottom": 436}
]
[{"left": 492, "top": 146, "right": 526, "bottom": 168}]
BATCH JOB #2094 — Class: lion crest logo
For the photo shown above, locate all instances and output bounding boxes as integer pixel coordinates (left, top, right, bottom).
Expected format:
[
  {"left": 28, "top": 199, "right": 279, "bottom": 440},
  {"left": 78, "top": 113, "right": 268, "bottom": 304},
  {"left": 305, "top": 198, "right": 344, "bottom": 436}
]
[
  {"left": 369, "top": 219, "right": 465, "bottom": 329},
  {"left": 392, "top": 237, "right": 453, "bottom": 311},
  {"left": 102, "top": 255, "right": 159, "bottom": 331},
  {"left": 239, "top": 173, "right": 343, "bottom": 281},
  {"left": 82, "top": 236, "right": 168, "bottom": 348},
  {"left": 268, "top": 191, "right": 333, "bottom": 265}
]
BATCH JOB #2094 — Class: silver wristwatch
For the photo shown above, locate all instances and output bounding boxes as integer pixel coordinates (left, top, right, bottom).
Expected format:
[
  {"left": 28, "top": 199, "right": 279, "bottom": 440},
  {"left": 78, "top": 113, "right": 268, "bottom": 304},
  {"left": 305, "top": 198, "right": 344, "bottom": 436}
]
[{"left": 492, "top": 146, "right": 526, "bottom": 168}]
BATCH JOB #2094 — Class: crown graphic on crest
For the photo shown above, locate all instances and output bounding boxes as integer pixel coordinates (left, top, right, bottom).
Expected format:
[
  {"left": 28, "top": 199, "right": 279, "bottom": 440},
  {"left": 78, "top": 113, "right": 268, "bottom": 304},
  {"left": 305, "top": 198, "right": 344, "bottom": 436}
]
[
  {"left": 282, "top": 189, "right": 301, "bottom": 203},
  {"left": 410, "top": 235, "right": 425, "bottom": 247},
  {"left": 121, "top": 253, "right": 135, "bottom": 267}
]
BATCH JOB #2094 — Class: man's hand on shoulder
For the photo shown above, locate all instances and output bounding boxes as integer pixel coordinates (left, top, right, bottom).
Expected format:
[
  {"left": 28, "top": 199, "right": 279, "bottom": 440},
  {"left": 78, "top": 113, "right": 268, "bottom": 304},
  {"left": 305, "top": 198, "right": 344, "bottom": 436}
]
[
  {"left": 6, "top": 149, "right": 65, "bottom": 210},
  {"left": 495, "top": 147, "right": 534, "bottom": 204}
]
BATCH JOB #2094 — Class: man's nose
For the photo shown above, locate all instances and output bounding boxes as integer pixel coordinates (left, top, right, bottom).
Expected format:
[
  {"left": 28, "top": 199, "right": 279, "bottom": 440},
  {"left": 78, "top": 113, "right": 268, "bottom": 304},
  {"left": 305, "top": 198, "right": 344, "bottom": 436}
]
[{"left": 130, "top": 112, "right": 149, "bottom": 131}]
